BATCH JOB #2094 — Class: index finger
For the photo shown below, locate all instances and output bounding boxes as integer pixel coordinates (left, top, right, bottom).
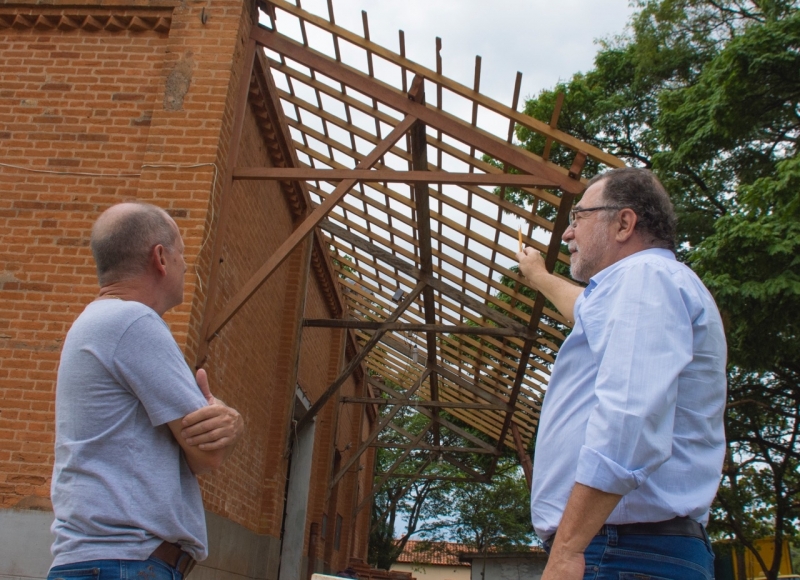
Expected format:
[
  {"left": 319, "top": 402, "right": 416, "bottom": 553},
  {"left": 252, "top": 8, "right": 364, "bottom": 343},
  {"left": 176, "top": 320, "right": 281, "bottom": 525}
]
[{"left": 182, "top": 403, "right": 223, "bottom": 427}]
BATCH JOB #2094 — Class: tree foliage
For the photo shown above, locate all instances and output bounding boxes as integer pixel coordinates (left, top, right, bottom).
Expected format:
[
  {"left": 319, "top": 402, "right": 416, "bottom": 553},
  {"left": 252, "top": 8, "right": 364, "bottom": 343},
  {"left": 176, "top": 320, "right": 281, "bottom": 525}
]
[
  {"left": 437, "top": 464, "right": 534, "bottom": 552},
  {"left": 367, "top": 377, "right": 534, "bottom": 568},
  {"left": 367, "top": 385, "right": 462, "bottom": 570}
]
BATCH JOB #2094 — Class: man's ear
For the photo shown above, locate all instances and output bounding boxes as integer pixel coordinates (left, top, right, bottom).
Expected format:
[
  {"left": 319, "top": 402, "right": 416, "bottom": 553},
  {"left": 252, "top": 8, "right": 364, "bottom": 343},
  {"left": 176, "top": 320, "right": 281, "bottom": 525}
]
[
  {"left": 152, "top": 244, "right": 168, "bottom": 277},
  {"left": 615, "top": 208, "right": 638, "bottom": 243}
]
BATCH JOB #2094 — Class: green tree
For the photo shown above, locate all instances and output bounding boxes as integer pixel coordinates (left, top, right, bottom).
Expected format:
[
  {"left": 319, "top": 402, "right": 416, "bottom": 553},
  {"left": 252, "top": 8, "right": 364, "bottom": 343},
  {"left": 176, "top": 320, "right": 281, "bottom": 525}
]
[
  {"left": 367, "top": 384, "right": 459, "bottom": 570},
  {"left": 445, "top": 465, "right": 534, "bottom": 552},
  {"left": 514, "top": 1, "right": 800, "bottom": 578},
  {"left": 367, "top": 373, "right": 529, "bottom": 568},
  {"left": 367, "top": 369, "right": 502, "bottom": 569},
  {"left": 368, "top": 469, "right": 454, "bottom": 570}
]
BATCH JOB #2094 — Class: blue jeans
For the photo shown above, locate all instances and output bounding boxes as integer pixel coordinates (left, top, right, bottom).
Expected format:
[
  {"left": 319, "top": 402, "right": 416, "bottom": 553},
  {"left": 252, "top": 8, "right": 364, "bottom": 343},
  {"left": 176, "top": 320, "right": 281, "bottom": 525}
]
[
  {"left": 48, "top": 558, "right": 184, "bottom": 580},
  {"left": 548, "top": 525, "right": 715, "bottom": 580}
]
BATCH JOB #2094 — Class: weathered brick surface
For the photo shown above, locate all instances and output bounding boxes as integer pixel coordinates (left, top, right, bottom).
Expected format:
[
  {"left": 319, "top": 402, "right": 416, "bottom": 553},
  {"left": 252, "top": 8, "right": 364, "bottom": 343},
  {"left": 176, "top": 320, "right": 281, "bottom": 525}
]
[
  {"left": 0, "top": 0, "right": 373, "bottom": 566},
  {"left": 0, "top": 7, "right": 171, "bottom": 508}
]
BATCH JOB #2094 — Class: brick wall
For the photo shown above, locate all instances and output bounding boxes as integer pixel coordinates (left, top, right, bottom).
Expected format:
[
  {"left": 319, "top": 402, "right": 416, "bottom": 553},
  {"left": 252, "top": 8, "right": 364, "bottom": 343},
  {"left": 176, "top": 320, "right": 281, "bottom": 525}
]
[
  {"left": 0, "top": 3, "right": 176, "bottom": 510},
  {"left": 0, "top": 0, "right": 374, "bottom": 570}
]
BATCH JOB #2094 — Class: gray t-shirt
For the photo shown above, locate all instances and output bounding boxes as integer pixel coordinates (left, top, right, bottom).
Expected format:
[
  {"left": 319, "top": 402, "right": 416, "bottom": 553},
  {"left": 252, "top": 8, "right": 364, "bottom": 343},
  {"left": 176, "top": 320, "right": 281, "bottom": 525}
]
[{"left": 51, "top": 299, "right": 209, "bottom": 566}]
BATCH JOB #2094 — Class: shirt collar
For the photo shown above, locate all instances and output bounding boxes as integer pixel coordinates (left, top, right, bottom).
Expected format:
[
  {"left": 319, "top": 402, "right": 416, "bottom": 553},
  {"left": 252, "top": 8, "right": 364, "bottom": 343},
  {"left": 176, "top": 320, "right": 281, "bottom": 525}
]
[{"left": 583, "top": 248, "right": 675, "bottom": 298}]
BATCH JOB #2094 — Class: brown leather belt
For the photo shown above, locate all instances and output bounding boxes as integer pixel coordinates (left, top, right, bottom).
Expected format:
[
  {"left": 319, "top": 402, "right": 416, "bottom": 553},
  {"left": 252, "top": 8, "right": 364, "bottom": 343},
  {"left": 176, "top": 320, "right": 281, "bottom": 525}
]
[{"left": 150, "top": 541, "right": 196, "bottom": 578}]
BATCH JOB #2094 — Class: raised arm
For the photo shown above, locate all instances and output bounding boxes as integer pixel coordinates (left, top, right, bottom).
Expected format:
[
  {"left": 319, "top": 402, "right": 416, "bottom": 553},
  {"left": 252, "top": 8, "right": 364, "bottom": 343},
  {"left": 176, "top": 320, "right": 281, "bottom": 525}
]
[{"left": 516, "top": 248, "right": 582, "bottom": 323}]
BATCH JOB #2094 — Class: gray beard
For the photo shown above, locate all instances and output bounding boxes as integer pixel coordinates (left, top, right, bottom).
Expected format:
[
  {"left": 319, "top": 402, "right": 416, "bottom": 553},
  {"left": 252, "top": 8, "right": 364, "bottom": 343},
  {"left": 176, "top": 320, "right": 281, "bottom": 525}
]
[{"left": 569, "top": 234, "right": 611, "bottom": 283}]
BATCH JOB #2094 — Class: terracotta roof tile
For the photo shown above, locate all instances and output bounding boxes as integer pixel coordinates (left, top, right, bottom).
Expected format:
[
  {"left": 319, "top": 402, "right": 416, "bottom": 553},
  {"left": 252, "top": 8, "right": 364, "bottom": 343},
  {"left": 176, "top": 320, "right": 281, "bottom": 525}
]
[
  {"left": 395, "top": 541, "right": 473, "bottom": 567},
  {"left": 395, "top": 540, "right": 546, "bottom": 567}
]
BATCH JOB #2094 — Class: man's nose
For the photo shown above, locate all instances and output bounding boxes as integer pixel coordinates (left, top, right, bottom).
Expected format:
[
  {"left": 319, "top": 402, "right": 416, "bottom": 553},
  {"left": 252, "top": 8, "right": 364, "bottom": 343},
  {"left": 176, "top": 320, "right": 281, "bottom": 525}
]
[{"left": 562, "top": 224, "right": 575, "bottom": 243}]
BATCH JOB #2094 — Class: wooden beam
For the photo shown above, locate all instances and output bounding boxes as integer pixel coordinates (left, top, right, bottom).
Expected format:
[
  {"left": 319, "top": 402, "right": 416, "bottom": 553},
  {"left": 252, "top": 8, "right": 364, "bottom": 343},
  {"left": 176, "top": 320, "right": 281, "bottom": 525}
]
[
  {"left": 363, "top": 334, "right": 423, "bottom": 365},
  {"left": 371, "top": 379, "right": 497, "bottom": 454},
  {"left": 330, "top": 257, "right": 555, "bottom": 380},
  {"left": 318, "top": 219, "right": 531, "bottom": 335},
  {"left": 318, "top": 187, "right": 569, "bottom": 332},
  {"left": 366, "top": 359, "right": 513, "bottom": 419},
  {"left": 329, "top": 368, "right": 431, "bottom": 489},
  {"left": 374, "top": 474, "right": 478, "bottom": 482},
  {"left": 369, "top": 442, "right": 498, "bottom": 454},
  {"left": 353, "top": 421, "right": 433, "bottom": 515},
  {"left": 490, "top": 153, "right": 587, "bottom": 469},
  {"left": 297, "top": 281, "right": 425, "bottom": 432},
  {"left": 541, "top": 92, "right": 565, "bottom": 162},
  {"left": 303, "top": 319, "right": 532, "bottom": 338},
  {"left": 270, "top": 64, "right": 565, "bottom": 210},
  {"left": 363, "top": 328, "right": 546, "bottom": 415},
  {"left": 431, "top": 364, "right": 511, "bottom": 414},
  {"left": 250, "top": 26, "right": 586, "bottom": 195},
  {"left": 341, "top": 397, "right": 506, "bottom": 411},
  {"left": 203, "top": 113, "right": 417, "bottom": 341},
  {"left": 406, "top": 80, "right": 441, "bottom": 447},
  {"left": 440, "top": 453, "right": 487, "bottom": 482},
  {"left": 512, "top": 422, "right": 533, "bottom": 489},
  {"left": 232, "top": 167, "right": 557, "bottom": 187}
]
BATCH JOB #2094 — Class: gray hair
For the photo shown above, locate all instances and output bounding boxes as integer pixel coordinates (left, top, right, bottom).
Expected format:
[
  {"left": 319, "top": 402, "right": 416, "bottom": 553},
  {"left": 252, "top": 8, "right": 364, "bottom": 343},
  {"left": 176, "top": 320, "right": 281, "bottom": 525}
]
[
  {"left": 586, "top": 168, "right": 677, "bottom": 251},
  {"left": 90, "top": 203, "right": 178, "bottom": 285}
]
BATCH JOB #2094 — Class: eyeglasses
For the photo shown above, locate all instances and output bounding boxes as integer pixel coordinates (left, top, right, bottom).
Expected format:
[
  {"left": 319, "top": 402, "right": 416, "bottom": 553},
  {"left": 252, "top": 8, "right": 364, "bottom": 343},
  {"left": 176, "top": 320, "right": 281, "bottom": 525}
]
[{"left": 568, "top": 205, "right": 625, "bottom": 226}]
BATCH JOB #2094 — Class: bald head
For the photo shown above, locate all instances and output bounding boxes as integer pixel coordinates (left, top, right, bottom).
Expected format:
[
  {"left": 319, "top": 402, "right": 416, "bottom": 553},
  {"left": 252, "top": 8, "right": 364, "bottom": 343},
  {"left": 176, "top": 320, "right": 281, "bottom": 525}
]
[{"left": 91, "top": 203, "right": 179, "bottom": 286}]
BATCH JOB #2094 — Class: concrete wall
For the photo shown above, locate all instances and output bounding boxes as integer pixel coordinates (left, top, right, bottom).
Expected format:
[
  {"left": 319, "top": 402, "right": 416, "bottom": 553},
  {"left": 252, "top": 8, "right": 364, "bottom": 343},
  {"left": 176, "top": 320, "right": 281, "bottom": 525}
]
[
  {"left": 0, "top": 508, "right": 53, "bottom": 580},
  {"left": 0, "top": 509, "right": 281, "bottom": 580},
  {"left": 392, "top": 562, "right": 470, "bottom": 580},
  {"left": 467, "top": 555, "right": 547, "bottom": 580}
]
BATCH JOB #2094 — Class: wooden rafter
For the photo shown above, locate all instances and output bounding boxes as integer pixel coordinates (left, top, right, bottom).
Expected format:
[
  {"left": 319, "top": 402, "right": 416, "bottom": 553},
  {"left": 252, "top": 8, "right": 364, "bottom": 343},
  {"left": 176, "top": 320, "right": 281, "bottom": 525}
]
[
  {"left": 203, "top": 112, "right": 417, "bottom": 341},
  {"left": 252, "top": 26, "right": 586, "bottom": 194},
  {"left": 233, "top": 168, "right": 557, "bottom": 187},
  {"left": 330, "top": 369, "right": 431, "bottom": 489},
  {"left": 297, "top": 281, "right": 425, "bottom": 432},
  {"left": 266, "top": 0, "right": 623, "bottom": 169}
]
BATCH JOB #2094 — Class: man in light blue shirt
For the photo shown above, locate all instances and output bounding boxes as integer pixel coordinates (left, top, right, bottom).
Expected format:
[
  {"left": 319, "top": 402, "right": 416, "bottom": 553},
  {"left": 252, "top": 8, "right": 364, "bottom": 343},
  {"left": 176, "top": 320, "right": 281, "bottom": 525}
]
[{"left": 517, "top": 168, "right": 726, "bottom": 580}]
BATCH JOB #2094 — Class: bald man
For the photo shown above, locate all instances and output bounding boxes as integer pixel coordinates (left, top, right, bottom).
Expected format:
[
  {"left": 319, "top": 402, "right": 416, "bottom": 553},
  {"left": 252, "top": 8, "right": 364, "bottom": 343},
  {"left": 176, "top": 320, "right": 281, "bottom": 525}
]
[{"left": 48, "top": 203, "right": 244, "bottom": 580}]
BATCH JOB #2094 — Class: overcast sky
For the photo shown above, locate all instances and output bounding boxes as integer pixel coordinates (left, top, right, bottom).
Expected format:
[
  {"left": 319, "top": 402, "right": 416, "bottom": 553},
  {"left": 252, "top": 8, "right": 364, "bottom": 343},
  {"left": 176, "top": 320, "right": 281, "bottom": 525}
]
[{"left": 288, "top": 0, "right": 636, "bottom": 108}]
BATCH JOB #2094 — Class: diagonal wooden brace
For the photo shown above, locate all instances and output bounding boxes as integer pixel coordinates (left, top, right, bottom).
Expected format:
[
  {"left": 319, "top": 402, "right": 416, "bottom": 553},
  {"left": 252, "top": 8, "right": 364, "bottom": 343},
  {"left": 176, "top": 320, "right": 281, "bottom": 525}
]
[
  {"left": 353, "top": 420, "right": 433, "bottom": 515},
  {"left": 329, "top": 368, "right": 431, "bottom": 489},
  {"left": 202, "top": 114, "right": 417, "bottom": 343},
  {"left": 296, "top": 282, "right": 425, "bottom": 433}
]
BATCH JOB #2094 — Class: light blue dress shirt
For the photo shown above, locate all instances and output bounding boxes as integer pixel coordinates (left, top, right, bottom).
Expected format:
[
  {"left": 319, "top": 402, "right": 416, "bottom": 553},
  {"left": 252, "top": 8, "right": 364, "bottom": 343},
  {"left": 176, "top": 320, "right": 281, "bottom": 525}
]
[{"left": 530, "top": 248, "right": 727, "bottom": 540}]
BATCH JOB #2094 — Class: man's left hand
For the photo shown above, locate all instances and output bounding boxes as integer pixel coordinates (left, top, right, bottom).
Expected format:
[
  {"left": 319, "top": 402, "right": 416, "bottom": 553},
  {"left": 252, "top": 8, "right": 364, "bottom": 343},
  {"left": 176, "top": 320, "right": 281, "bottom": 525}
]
[{"left": 181, "top": 369, "right": 244, "bottom": 450}]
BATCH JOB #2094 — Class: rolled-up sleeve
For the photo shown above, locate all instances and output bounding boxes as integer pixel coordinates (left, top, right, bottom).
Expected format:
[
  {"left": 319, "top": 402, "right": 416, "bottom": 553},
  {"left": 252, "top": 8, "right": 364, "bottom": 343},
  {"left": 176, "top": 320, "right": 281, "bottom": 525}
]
[{"left": 575, "top": 263, "right": 694, "bottom": 495}]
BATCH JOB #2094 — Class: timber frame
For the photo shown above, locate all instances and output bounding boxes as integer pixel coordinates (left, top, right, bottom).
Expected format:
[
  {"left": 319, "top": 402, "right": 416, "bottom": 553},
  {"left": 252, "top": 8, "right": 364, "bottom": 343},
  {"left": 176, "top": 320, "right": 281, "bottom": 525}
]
[{"left": 197, "top": 0, "right": 624, "bottom": 507}]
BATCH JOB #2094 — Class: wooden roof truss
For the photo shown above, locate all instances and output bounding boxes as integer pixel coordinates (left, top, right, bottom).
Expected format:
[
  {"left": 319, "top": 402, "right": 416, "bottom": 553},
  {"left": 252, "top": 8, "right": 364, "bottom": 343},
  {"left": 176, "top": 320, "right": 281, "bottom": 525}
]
[{"left": 196, "top": 0, "right": 623, "bottom": 494}]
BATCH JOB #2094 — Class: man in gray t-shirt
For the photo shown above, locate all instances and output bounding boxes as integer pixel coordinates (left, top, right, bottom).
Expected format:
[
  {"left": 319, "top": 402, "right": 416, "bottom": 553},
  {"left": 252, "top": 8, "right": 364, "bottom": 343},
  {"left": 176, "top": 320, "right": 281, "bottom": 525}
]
[{"left": 49, "top": 203, "right": 244, "bottom": 580}]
